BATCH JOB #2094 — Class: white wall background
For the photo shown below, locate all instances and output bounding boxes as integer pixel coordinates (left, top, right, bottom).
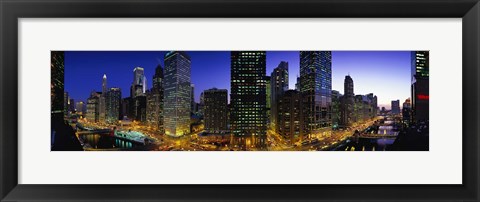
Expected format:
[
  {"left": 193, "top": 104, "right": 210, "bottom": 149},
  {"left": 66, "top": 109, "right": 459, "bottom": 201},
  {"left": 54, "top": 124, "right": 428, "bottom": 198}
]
[{"left": 18, "top": 18, "right": 462, "bottom": 184}]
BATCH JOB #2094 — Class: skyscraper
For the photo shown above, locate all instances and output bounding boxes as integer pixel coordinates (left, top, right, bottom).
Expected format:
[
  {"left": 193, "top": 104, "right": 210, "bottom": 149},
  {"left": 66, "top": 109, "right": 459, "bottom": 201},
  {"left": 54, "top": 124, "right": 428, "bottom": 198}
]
[
  {"left": 295, "top": 75, "right": 300, "bottom": 91},
  {"left": 98, "top": 74, "right": 107, "bottom": 122},
  {"left": 411, "top": 51, "right": 429, "bottom": 123},
  {"left": 265, "top": 76, "right": 271, "bottom": 126},
  {"left": 391, "top": 100, "right": 400, "bottom": 115},
  {"left": 64, "top": 92, "right": 70, "bottom": 117},
  {"left": 277, "top": 90, "right": 303, "bottom": 144},
  {"left": 299, "top": 51, "right": 332, "bottom": 137},
  {"left": 102, "top": 74, "right": 107, "bottom": 94},
  {"left": 75, "top": 101, "right": 85, "bottom": 115},
  {"left": 163, "top": 51, "right": 191, "bottom": 136},
  {"left": 197, "top": 91, "right": 205, "bottom": 117},
  {"left": 131, "top": 67, "right": 145, "bottom": 98},
  {"left": 146, "top": 64, "right": 164, "bottom": 133},
  {"left": 230, "top": 51, "right": 267, "bottom": 148},
  {"left": 270, "top": 61, "right": 289, "bottom": 132},
  {"left": 143, "top": 76, "right": 148, "bottom": 94},
  {"left": 203, "top": 88, "right": 228, "bottom": 134},
  {"left": 69, "top": 98, "right": 75, "bottom": 113},
  {"left": 190, "top": 84, "right": 197, "bottom": 114},
  {"left": 402, "top": 98, "right": 412, "bottom": 125},
  {"left": 86, "top": 91, "right": 101, "bottom": 122},
  {"left": 106, "top": 87, "right": 122, "bottom": 123},
  {"left": 51, "top": 51, "right": 64, "bottom": 120},
  {"left": 331, "top": 90, "right": 342, "bottom": 129},
  {"left": 353, "top": 94, "right": 376, "bottom": 122},
  {"left": 121, "top": 97, "right": 134, "bottom": 119},
  {"left": 134, "top": 95, "right": 147, "bottom": 122},
  {"left": 344, "top": 75, "right": 354, "bottom": 97},
  {"left": 340, "top": 75, "right": 354, "bottom": 128}
]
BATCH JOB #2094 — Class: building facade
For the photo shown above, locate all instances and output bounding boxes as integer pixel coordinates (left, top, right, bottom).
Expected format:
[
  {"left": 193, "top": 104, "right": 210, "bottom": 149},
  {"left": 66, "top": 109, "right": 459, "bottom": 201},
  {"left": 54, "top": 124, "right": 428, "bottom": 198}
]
[
  {"left": 411, "top": 51, "right": 429, "bottom": 123},
  {"left": 64, "top": 92, "right": 70, "bottom": 117},
  {"left": 230, "top": 51, "right": 267, "bottom": 148},
  {"left": 106, "top": 87, "right": 122, "bottom": 123},
  {"left": 51, "top": 51, "right": 65, "bottom": 120},
  {"left": 203, "top": 88, "right": 228, "bottom": 134},
  {"left": 265, "top": 76, "right": 271, "bottom": 126},
  {"left": 391, "top": 100, "right": 400, "bottom": 115},
  {"left": 75, "top": 101, "right": 85, "bottom": 115},
  {"left": 340, "top": 75, "right": 354, "bottom": 128},
  {"left": 277, "top": 90, "right": 303, "bottom": 144},
  {"left": 98, "top": 74, "right": 107, "bottom": 122},
  {"left": 270, "top": 61, "right": 289, "bottom": 132},
  {"left": 131, "top": 67, "right": 145, "bottom": 98},
  {"left": 353, "top": 95, "right": 376, "bottom": 122},
  {"left": 146, "top": 64, "right": 164, "bottom": 133},
  {"left": 299, "top": 51, "right": 332, "bottom": 138},
  {"left": 86, "top": 91, "right": 101, "bottom": 122},
  {"left": 163, "top": 51, "right": 191, "bottom": 136},
  {"left": 331, "top": 90, "right": 342, "bottom": 129},
  {"left": 134, "top": 95, "right": 147, "bottom": 122},
  {"left": 402, "top": 98, "right": 412, "bottom": 125}
]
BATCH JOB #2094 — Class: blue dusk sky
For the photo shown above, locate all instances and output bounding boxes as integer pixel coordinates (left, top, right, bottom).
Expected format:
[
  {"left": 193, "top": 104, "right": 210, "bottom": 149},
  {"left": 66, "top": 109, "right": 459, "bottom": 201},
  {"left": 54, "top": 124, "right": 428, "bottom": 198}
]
[{"left": 64, "top": 51, "right": 412, "bottom": 109}]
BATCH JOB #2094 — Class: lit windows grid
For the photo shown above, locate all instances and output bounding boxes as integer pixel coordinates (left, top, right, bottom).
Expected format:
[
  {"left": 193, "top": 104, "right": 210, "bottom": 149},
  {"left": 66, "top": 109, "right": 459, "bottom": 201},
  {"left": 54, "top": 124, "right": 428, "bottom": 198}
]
[{"left": 231, "top": 51, "right": 267, "bottom": 137}]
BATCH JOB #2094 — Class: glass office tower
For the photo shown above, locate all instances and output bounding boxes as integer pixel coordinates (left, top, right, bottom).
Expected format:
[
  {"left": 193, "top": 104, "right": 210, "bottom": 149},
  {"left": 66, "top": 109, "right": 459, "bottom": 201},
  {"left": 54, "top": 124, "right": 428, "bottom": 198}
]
[{"left": 163, "top": 51, "right": 191, "bottom": 137}]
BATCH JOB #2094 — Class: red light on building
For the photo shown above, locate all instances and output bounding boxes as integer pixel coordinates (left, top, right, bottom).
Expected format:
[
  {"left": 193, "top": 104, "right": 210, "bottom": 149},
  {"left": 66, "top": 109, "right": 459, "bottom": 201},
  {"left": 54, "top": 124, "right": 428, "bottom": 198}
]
[{"left": 417, "top": 94, "right": 429, "bottom": 100}]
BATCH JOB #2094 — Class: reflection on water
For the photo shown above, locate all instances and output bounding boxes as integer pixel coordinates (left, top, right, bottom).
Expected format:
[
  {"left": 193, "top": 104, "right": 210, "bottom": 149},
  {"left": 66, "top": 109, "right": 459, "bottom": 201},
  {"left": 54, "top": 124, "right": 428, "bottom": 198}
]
[
  {"left": 334, "top": 125, "right": 398, "bottom": 151},
  {"left": 378, "top": 126, "right": 398, "bottom": 135},
  {"left": 341, "top": 138, "right": 395, "bottom": 151},
  {"left": 80, "top": 134, "right": 139, "bottom": 150}
]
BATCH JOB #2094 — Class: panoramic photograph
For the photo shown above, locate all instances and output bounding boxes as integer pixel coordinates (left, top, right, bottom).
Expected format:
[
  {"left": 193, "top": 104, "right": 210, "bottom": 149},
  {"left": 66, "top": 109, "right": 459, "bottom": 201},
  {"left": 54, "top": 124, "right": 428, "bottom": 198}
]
[{"left": 51, "top": 51, "right": 429, "bottom": 151}]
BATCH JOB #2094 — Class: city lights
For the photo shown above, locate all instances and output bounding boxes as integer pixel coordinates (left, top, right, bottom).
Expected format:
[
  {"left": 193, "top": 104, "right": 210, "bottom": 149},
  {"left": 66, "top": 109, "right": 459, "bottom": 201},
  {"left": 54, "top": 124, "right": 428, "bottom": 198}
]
[{"left": 50, "top": 51, "right": 429, "bottom": 151}]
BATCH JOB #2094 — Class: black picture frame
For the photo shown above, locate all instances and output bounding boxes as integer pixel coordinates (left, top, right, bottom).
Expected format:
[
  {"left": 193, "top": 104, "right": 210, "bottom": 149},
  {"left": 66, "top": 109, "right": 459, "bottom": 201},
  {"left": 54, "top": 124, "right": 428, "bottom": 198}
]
[{"left": 1, "top": 0, "right": 478, "bottom": 201}]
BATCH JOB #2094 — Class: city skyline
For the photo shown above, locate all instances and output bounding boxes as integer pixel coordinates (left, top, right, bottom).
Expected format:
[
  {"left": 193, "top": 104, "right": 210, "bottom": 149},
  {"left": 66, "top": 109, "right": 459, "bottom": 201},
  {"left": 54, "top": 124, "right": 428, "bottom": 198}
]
[
  {"left": 64, "top": 51, "right": 411, "bottom": 109},
  {"left": 52, "top": 51, "right": 429, "bottom": 151}
]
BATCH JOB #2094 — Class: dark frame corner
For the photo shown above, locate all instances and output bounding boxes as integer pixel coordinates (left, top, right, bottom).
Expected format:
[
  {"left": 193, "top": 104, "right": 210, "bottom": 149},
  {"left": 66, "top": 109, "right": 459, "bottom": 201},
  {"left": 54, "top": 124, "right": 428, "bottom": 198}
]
[{"left": 1, "top": 0, "right": 479, "bottom": 201}]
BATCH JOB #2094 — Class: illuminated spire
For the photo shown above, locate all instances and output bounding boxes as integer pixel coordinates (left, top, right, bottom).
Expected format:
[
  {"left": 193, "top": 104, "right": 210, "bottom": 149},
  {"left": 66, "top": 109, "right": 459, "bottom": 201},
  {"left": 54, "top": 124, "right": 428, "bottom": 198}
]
[{"left": 102, "top": 74, "right": 107, "bottom": 94}]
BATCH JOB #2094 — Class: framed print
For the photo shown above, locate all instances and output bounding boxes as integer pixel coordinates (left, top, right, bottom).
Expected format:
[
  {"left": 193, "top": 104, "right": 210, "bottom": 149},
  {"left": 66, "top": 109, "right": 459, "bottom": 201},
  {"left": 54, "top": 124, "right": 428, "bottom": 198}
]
[{"left": 1, "top": 0, "right": 479, "bottom": 201}]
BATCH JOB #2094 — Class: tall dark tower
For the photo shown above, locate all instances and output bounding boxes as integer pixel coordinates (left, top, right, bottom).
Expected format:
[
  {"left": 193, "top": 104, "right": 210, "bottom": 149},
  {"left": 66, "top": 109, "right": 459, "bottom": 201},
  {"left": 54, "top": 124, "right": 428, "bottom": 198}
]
[
  {"left": 344, "top": 75, "right": 354, "bottom": 97},
  {"left": 299, "top": 51, "right": 332, "bottom": 138},
  {"left": 147, "top": 64, "right": 165, "bottom": 133},
  {"left": 152, "top": 64, "right": 164, "bottom": 90},
  {"left": 341, "top": 75, "right": 355, "bottom": 128},
  {"left": 270, "top": 61, "right": 289, "bottom": 132},
  {"left": 230, "top": 51, "right": 267, "bottom": 149},
  {"left": 51, "top": 51, "right": 65, "bottom": 120},
  {"left": 204, "top": 88, "right": 228, "bottom": 133},
  {"left": 411, "top": 51, "right": 429, "bottom": 123}
]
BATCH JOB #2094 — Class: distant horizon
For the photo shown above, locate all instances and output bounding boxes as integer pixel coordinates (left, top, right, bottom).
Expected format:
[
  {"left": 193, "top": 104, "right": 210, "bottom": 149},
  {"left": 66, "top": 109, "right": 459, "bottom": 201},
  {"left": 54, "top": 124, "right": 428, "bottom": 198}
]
[{"left": 64, "top": 51, "right": 413, "bottom": 110}]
